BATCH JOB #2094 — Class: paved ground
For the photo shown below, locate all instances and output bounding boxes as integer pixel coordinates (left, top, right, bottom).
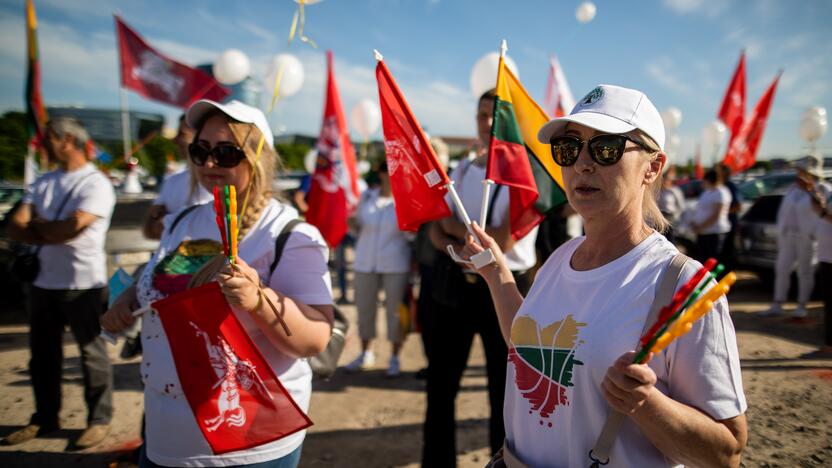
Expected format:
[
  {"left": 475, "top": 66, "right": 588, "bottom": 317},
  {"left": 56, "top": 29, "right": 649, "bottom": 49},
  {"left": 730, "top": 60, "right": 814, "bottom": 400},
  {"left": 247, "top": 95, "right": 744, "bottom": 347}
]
[{"left": 0, "top": 271, "right": 830, "bottom": 467}]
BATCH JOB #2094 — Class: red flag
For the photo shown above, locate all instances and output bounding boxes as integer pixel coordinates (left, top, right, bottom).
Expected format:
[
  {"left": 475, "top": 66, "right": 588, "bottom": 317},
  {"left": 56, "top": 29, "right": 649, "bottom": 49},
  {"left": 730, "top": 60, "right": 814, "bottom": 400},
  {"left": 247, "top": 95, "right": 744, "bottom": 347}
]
[
  {"left": 306, "top": 51, "right": 360, "bottom": 247},
  {"left": 153, "top": 282, "right": 312, "bottom": 455},
  {"left": 115, "top": 16, "right": 229, "bottom": 108},
  {"left": 375, "top": 59, "right": 451, "bottom": 231},
  {"left": 543, "top": 55, "right": 575, "bottom": 118},
  {"left": 722, "top": 73, "right": 780, "bottom": 172},
  {"left": 25, "top": 0, "right": 47, "bottom": 144},
  {"left": 694, "top": 144, "right": 704, "bottom": 180},
  {"left": 718, "top": 52, "right": 746, "bottom": 138}
]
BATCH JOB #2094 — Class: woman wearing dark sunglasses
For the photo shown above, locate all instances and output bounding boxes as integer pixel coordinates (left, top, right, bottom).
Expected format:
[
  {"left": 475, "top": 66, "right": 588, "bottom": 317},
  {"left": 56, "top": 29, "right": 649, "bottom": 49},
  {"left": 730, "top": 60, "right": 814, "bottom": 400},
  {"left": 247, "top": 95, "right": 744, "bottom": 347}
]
[
  {"left": 461, "top": 85, "right": 747, "bottom": 467},
  {"left": 102, "top": 100, "right": 334, "bottom": 468}
]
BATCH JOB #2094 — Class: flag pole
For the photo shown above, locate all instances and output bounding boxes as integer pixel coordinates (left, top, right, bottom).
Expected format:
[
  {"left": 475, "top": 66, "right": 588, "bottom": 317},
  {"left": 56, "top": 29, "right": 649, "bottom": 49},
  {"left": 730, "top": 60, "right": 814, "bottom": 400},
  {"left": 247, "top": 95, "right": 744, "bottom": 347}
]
[
  {"left": 477, "top": 39, "right": 506, "bottom": 242},
  {"left": 119, "top": 86, "right": 132, "bottom": 163}
]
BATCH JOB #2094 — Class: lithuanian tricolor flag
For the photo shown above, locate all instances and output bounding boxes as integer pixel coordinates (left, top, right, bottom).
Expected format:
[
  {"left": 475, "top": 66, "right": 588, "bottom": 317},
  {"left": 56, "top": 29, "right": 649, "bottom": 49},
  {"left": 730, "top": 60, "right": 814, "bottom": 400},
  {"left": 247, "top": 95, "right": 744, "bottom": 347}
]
[
  {"left": 487, "top": 49, "right": 567, "bottom": 240},
  {"left": 25, "top": 0, "right": 48, "bottom": 143}
]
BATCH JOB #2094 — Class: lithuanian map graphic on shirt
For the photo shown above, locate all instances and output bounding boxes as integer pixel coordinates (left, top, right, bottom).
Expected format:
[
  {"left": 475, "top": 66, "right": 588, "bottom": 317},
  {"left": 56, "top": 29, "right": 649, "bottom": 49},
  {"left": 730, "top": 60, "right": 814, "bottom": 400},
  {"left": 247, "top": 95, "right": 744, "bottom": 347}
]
[
  {"left": 509, "top": 315, "right": 586, "bottom": 423},
  {"left": 152, "top": 239, "right": 222, "bottom": 295}
]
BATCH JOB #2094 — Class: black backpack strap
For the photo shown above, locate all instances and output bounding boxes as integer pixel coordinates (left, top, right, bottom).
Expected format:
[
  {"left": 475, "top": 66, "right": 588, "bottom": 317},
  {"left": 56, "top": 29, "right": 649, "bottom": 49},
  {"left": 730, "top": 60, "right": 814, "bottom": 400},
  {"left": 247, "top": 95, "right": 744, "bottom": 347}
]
[
  {"left": 269, "top": 219, "right": 303, "bottom": 276},
  {"left": 166, "top": 203, "right": 205, "bottom": 235}
]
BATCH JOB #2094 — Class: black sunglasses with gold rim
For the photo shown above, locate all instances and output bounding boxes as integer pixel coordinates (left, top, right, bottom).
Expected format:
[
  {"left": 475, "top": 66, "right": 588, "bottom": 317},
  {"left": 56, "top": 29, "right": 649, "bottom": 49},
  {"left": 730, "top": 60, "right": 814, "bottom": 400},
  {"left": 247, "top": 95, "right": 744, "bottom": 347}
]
[{"left": 549, "top": 134, "right": 653, "bottom": 167}]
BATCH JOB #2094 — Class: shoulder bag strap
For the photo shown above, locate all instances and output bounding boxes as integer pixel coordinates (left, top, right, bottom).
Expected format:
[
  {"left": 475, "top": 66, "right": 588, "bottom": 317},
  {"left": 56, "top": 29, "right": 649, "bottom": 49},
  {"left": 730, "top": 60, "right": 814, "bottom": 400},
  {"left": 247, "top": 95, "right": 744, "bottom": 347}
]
[
  {"left": 269, "top": 218, "right": 303, "bottom": 277},
  {"left": 165, "top": 203, "right": 206, "bottom": 235},
  {"left": 588, "top": 252, "right": 688, "bottom": 467}
]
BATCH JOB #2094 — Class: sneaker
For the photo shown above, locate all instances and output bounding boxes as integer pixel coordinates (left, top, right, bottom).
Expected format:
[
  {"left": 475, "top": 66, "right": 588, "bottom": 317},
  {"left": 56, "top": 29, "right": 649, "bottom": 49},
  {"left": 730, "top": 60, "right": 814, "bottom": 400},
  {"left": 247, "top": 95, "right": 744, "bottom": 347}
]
[
  {"left": 760, "top": 303, "right": 783, "bottom": 317},
  {"left": 792, "top": 305, "right": 808, "bottom": 318},
  {"left": 345, "top": 351, "right": 375, "bottom": 372},
  {"left": 74, "top": 423, "right": 110, "bottom": 449},
  {"left": 120, "top": 336, "right": 143, "bottom": 359},
  {"left": 386, "top": 356, "right": 401, "bottom": 378},
  {"left": 2, "top": 423, "right": 59, "bottom": 446}
]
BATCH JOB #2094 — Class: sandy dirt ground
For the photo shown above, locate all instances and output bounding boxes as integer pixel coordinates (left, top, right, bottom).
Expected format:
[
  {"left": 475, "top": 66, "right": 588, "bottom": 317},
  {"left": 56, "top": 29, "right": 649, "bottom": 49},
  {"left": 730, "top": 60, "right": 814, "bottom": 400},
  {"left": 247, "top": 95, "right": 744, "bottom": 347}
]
[{"left": 0, "top": 271, "right": 830, "bottom": 468}]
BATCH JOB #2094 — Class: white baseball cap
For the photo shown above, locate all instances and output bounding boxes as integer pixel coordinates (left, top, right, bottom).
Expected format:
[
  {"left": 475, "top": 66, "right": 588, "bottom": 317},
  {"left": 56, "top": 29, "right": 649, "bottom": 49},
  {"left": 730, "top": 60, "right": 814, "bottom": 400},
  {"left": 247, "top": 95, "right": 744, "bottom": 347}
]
[
  {"left": 186, "top": 99, "right": 274, "bottom": 148},
  {"left": 537, "top": 84, "right": 666, "bottom": 151}
]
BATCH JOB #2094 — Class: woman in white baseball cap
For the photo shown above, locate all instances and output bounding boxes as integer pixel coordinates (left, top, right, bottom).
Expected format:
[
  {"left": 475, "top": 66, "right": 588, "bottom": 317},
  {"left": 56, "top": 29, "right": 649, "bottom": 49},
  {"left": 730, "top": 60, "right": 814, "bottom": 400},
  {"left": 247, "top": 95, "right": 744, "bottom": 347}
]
[
  {"left": 461, "top": 85, "right": 747, "bottom": 467},
  {"left": 102, "top": 100, "right": 334, "bottom": 467}
]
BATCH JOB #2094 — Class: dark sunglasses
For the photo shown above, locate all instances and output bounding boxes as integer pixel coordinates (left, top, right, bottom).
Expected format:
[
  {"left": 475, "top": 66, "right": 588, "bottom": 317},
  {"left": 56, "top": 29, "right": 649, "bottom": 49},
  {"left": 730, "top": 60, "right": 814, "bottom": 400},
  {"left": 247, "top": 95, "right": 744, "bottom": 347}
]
[
  {"left": 549, "top": 134, "right": 652, "bottom": 167},
  {"left": 188, "top": 142, "right": 247, "bottom": 168}
]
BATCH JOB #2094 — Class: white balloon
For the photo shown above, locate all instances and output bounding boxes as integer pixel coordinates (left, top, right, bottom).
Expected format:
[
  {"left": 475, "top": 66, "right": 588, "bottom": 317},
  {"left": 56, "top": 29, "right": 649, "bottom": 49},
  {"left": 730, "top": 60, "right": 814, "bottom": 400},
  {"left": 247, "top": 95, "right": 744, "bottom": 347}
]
[
  {"left": 702, "top": 121, "right": 727, "bottom": 148},
  {"left": 799, "top": 115, "right": 828, "bottom": 142},
  {"left": 304, "top": 148, "right": 318, "bottom": 174},
  {"left": 470, "top": 52, "right": 519, "bottom": 98},
  {"left": 576, "top": 2, "right": 597, "bottom": 23},
  {"left": 357, "top": 160, "right": 371, "bottom": 176},
  {"left": 264, "top": 54, "right": 305, "bottom": 97},
  {"left": 350, "top": 99, "right": 381, "bottom": 140},
  {"left": 662, "top": 107, "right": 683, "bottom": 130},
  {"left": 213, "top": 49, "right": 250, "bottom": 85},
  {"left": 804, "top": 106, "right": 827, "bottom": 120}
]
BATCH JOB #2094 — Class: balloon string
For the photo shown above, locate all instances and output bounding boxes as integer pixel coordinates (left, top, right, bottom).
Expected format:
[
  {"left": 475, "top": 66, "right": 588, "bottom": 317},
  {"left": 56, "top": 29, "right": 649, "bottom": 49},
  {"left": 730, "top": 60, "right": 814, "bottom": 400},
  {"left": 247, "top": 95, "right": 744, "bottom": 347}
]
[
  {"left": 288, "top": 0, "right": 317, "bottom": 48},
  {"left": 237, "top": 62, "right": 285, "bottom": 239}
]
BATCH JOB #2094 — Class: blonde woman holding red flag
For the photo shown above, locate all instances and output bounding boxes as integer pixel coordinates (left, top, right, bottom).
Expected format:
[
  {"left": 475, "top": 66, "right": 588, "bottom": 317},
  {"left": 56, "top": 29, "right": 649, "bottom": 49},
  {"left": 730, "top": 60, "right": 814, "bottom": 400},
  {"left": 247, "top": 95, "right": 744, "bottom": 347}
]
[{"left": 102, "top": 100, "right": 333, "bottom": 468}]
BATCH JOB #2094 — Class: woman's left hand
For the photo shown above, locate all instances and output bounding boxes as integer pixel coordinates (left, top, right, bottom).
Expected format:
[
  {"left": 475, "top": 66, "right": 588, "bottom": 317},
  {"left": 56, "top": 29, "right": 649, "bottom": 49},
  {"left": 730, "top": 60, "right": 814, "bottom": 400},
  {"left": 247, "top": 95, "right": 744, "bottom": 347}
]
[
  {"left": 217, "top": 257, "right": 261, "bottom": 312},
  {"left": 601, "top": 351, "right": 658, "bottom": 415}
]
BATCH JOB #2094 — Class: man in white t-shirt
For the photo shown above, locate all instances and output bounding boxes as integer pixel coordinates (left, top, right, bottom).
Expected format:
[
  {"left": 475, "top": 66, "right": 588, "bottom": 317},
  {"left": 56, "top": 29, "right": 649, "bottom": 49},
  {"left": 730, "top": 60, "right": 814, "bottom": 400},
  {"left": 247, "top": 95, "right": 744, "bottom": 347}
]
[
  {"left": 424, "top": 89, "right": 538, "bottom": 466},
  {"left": 765, "top": 156, "right": 832, "bottom": 318},
  {"left": 6, "top": 117, "right": 116, "bottom": 449},
  {"left": 690, "top": 169, "right": 731, "bottom": 263},
  {"left": 142, "top": 114, "right": 211, "bottom": 239}
]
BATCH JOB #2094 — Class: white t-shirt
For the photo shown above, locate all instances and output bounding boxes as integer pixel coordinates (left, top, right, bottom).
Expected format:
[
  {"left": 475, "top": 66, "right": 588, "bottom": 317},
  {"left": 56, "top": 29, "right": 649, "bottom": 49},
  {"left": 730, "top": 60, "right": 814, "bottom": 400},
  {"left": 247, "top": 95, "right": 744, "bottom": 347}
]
[
  {"left": 136, "top": 200, "right": 332, "bottom": 467},
  {"left": 693, "top": 186, "right": 731, "bottom": 235},
  {"left": 22, "top": 163, "right": 115, "bottom": 290},
  {"left": 778, "top": 182, "right": 832, "bottom": 236},
  {"left": 445, "top": 159, "right": 538, "bottom": 272},
  {"left": 658, "top": 186, "right": 685, "bottom": 221},
  {"left": 353, "top": 188, "right": 411, "bottom": 273},
  {"left": 504, "top": 232, "right": 746, "bottom": 468},
  {"left": 155, "top": 168, "right": 212, "bottom": 213}
]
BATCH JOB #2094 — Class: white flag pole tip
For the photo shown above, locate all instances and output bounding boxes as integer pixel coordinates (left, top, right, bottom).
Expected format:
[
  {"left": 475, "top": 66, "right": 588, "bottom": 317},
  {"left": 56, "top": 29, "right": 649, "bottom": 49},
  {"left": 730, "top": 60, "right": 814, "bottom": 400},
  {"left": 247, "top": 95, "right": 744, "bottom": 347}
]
[
  {"left": 373, "top": 49, "right": 384, "bottom": 61},
  {"left": 500, "top": 39, "right": 508, "bottom": 57}
]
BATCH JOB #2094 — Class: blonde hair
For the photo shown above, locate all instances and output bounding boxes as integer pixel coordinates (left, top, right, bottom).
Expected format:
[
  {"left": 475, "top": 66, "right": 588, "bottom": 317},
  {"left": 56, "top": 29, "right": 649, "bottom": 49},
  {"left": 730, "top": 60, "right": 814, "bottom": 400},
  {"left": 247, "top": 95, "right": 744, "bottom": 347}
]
[
  {"left": 190, "top": 110, "right": 283, "bottom": 238},
  {"left": 630, "top": 129, "right": 670, "bottom": 233}
]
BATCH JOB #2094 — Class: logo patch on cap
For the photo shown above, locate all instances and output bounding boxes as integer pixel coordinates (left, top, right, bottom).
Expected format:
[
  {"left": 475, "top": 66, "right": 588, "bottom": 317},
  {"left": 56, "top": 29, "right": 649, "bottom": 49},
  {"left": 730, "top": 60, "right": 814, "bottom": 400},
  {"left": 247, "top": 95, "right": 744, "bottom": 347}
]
[{"left": 580, "top": 87, "right": 604, "bottom": 106}]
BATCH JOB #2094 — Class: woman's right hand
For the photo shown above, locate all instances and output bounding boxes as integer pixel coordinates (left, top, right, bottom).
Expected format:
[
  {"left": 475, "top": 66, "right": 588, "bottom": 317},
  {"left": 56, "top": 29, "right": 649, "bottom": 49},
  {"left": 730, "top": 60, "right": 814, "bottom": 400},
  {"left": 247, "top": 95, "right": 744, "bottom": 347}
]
[
  {"left": 100, "top": 301, "right": 136, "bottom": 334},
  {"left": 459, "top": 221, "right": 511, "bottom": 283}
]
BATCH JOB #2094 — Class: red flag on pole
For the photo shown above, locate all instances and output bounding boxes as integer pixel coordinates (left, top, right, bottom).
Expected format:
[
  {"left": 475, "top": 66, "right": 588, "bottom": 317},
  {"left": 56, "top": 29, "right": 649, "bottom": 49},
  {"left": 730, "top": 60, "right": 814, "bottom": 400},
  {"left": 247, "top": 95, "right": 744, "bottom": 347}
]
[
  {"left": 306, "top": 51, "right": 360, "bottom": 247},
  {"left": 115, "top": 16, "right": 229, "bottom": 108},
  {"left": 153, "top": 282, "right": 312, "bottom": 455},
  {"left": 694, "top": 144, "right": 704, "bottom": 180},
  {"left": 374, "top": 57, "right": 451, "bottom": 231},
  {"left": 717, "top": 52, "right": 746, "bottom": 138},
  {"left": 722, "top": 72, "right": 781, "bottom": 173},
  {"left": 543, "top": 55, "right": 575, "bottom": 118}
]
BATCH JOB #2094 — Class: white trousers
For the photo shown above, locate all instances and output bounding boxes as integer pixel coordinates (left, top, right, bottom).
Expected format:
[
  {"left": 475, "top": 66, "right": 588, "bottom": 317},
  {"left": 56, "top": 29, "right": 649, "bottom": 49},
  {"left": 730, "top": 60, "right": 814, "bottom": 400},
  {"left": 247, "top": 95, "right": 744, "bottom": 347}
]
[{"left": 774, "top": 231, "right": 816, "bottom": 304}]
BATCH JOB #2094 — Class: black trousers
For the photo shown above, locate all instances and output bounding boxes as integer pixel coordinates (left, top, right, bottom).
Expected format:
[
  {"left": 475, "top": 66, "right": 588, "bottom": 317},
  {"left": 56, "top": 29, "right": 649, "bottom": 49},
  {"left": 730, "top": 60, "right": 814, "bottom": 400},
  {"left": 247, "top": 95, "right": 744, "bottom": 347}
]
[
  {"left": 822, "top": 262, "right": 832, "bottom": 346},
  {"left": 696, "top": 233, "right": 726, "bottom": 265},
  {"left": 29, "top": 287, "right": 113, "bottom": 427},
  {"left": 422, "top": 271, "right": 532, "bottom": 467},
  {"left": 417, "top": 263, "right": 437, "bottom": 361}
]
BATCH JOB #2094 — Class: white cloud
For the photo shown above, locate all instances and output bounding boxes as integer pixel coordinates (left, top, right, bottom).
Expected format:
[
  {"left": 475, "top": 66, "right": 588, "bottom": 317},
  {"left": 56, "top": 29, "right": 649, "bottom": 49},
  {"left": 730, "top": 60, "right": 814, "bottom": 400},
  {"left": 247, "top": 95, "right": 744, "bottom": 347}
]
[
  {"left": 661, "top": 0, "right": 731, "bottom": 17},
  {"left": 645, "top": 57, "right": 692, "bottom": 95}
]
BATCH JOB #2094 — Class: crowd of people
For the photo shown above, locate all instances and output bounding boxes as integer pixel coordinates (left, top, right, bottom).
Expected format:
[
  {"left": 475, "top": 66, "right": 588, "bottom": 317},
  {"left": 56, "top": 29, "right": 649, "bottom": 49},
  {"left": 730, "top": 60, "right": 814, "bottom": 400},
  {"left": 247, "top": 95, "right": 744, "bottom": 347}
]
[{"left": 3, "top": 80, "right": 830, "bottom": 467}]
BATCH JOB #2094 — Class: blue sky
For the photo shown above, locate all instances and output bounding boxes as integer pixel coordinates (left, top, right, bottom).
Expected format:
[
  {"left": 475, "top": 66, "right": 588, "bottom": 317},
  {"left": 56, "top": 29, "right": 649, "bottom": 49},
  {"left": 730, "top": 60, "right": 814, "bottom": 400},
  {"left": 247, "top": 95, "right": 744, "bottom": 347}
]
[{"left": 1, "top": 0, "right": 831, "bottom": 165}]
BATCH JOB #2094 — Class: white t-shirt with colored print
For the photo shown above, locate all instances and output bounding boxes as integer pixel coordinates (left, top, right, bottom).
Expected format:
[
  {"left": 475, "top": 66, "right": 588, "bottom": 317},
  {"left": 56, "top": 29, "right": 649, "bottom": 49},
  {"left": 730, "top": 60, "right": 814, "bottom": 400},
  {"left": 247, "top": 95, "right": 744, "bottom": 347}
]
[
  {"left": 136, "top": 199, "right": 332, "bottom": 467},
  {"left": 504, "top": 232, "right": 746, "bottom": 468}
]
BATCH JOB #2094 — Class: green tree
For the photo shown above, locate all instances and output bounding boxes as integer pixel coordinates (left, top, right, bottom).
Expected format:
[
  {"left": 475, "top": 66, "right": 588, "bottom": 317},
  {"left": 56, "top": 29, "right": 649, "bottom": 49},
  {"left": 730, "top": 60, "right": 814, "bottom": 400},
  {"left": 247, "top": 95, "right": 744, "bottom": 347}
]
[
  {"left": 275, "top": 142, "right": 310, "bottom": 171},
  {"left": 0, "top": 112, "right": 29, "bottom": 181},
  {"left": 138, "top": 135, "right": 177, "bottom": 178}
]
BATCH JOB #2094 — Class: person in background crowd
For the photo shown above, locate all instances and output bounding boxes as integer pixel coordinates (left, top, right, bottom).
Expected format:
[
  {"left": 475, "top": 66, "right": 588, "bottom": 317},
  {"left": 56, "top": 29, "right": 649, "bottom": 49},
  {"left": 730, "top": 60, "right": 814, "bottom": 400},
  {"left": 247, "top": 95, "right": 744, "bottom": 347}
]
[
  {"left": 717, "top": 163, "right": 741, "bottom": 271},
  {"left": 690, "top": 169, "right": 731, "bottom": 263},
  {"left": 423, "top": 89, "right": 539, "bottom": 467},
  {"left": 345, "top": 162, "right": 412, "bottom": 377},
  {"left": 764, "top": 155, "right": 832, "bottom": 318},
  {"left": 658, "top": 165, "right": 686, "bottom": 245},
  {"left": 804, "top": 184, "right": 832, "bottom": 358},
  {"left": 142, "top": 114, "right": 212, "bottom": 240},
  {"left": 102, "top": 99, "right": 333, "bottom": 468},
  {"left": 412, "top": 137, "right": 451, "bottom": 379},
  {"left": 6, "top": 117, "right": 116, "bottom": 449},
  {"left": 462, "top": 84, "right": 746, "bottom": 467}
]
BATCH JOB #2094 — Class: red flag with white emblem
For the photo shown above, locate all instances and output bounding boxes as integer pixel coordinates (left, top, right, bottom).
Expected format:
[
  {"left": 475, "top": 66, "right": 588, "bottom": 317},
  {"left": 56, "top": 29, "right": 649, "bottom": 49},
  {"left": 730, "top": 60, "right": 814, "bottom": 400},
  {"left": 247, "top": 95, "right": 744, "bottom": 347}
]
[
  {"left": 718, "top": 52, "right": 746, "bottom": 139},
  {"left": 375, "top": 57, "right": 451, "bottom": 231},
  {"left": 153, "top": 282, "right": 312, "bottom": 454},
  {"left": 722, "top": 72, "right": 780, "bottom": 173},
  {"left": 306, "top": 51, "right": 360, "bottom": 247},
  {"left": 115, "top": 16, "right": 229, "bottom": 108}
]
